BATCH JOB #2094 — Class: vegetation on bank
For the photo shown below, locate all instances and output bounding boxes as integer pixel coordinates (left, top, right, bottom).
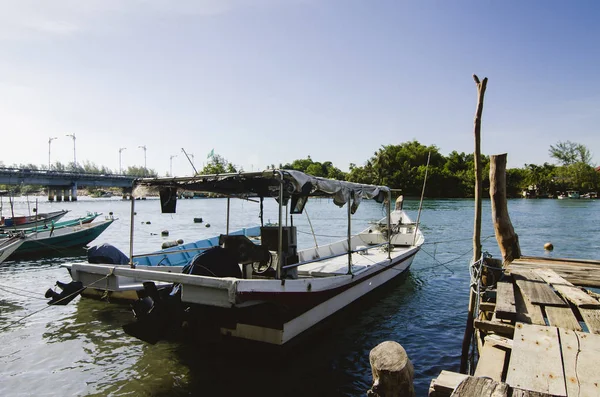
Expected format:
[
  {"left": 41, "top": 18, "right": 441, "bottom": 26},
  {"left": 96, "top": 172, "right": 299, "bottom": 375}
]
[{"left": 1, "top": 140, "right": 597, "bottom": 198}]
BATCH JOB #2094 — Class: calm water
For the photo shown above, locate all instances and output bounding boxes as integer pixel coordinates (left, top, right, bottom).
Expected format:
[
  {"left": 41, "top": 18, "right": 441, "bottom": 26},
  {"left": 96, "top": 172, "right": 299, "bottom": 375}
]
[{"left": 0, "top": 196, "right": 598, "bottom": 396}]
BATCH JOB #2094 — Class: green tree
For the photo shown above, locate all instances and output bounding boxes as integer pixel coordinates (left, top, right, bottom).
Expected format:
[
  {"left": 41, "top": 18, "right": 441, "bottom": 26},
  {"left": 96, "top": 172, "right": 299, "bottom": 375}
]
[
  {"left": 549, "top": 141, "right": 593, "bottom": 166},
  {"left": 199, "top": 155, "right": 238, "bottom": 175}
]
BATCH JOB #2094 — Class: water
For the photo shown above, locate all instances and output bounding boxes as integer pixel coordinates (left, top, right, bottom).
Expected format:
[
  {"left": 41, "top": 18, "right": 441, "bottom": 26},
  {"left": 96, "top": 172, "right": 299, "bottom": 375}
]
[{"left": 0, "top": 196, "right": 598, "bottom": 396}]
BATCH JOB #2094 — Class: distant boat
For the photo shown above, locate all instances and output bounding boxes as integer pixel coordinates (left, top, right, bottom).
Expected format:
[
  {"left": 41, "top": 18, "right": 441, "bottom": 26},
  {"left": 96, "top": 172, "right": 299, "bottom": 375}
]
[
  {"left": 567, "top": 190, "right": 580, "bottom": 199},
  {"left": 0, "top": 212, "right": 100, "bottom": 239},
  {"left": 582, "top": 192, "right": 597, "bottom": 199},
  {"left": 7, "top": 217, "right": 115, "bottom": 260},
  {"left": 0, "top": 209, "right": 69, "bottom": 231}
]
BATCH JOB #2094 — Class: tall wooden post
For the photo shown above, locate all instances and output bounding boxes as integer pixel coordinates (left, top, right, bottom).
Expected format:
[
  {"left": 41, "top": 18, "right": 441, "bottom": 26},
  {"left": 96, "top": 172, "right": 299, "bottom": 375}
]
[
  {"left": 460, "top": 74, "right": 488, "bottom": 374},
  {"left": 490, "top": 154, "right": 521, "bottom": 264}
]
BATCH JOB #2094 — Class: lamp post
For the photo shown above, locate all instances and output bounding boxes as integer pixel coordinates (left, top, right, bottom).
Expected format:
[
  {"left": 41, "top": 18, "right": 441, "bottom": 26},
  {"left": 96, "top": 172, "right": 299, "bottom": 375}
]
[
  {"left": 65, "top": 133, "right": 76, "bottom": 167},
  {"left": 170, "top": 155, "right": 177, "bottom": 176},
  {"left": 138, "top": 145, "right": 147, "bottom": 175},
  {"left": 119, "top": 147, "right": 127, "bottom": 174},
  {"left": 48, "top": 137, "right": 58, "bottom": 169}
]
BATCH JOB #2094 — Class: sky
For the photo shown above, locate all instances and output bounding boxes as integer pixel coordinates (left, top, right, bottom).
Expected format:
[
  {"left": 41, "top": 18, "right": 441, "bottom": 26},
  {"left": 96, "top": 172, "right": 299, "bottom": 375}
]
[{"left": 1, "top": 0, "right": 599, "bottom": 177}]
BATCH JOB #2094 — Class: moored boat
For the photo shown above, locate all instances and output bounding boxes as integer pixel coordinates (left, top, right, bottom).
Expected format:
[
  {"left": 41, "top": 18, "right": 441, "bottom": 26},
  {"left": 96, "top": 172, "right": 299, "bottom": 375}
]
[
  {"left": 8, "top": 216, "right": 116, "bottom": 260},
  {"left": 0, "top": 233, "right": 31, "bottom": 265},
  {"left": 0, "top": 209, "right": 69, "bottom": 231},
  {"left": 57, "top": 170, "right": 424, "bottom": 345}
]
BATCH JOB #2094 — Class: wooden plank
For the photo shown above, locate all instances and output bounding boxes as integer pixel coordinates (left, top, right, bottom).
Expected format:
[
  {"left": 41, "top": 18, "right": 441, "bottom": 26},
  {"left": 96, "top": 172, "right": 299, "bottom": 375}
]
[
  {"left": 451, "top": 377, "right": 509, "bottom": 396},
  {"left": 514, "top": 282, "right": 545, "bottom": 326},
  {"left": 495, "top": 281, "right": 517, "bottom": 320},
  {"left": 484, "top": 334, "right": 513, "bottom": 350},
  {"left": 533, "top": 268, "right": 574, "bottom": 286},
  {"left": 429, "top": 370, "right": 469, "bottom": 396},
  {"left": 514, "top": 278, "right": 567, "bottom": 307},
  {"left": 508, "top": 261, "right": 600, "bottom": 288},
  {"left": 553, "top": 285, "right": 600, "bottom": 308},
  {"left": 510, "top": 389, "right": 552, "bottom": 397},
  {"left": 516, "top": 256, "right": 600, "bottom": 267},
  {"left": 474, "top": 319, "right": 515, "bottom": 337},
  {"left": 474, "top": 343, "right": 506, "bottom": 381},
  {"left": 505, "top": 323, "right": 566, "bottom": 396},
  {"left": 559, "top": 328, "right": 600, "bottom": 397},
  {"left": 480, "top": 302, "right": 496, "bottom": 313},
  {"left": 579, "top": 308, "right": 600, "bottom": 334},
  {"left": 544, "top": 306, "right": 582, "bottom": 331}
]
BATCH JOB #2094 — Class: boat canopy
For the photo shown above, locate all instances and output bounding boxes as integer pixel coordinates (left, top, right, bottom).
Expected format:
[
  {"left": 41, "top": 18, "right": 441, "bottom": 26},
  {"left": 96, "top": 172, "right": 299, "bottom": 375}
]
[{"left": 133, "top": 170, "right": 389, "bottom": 213}]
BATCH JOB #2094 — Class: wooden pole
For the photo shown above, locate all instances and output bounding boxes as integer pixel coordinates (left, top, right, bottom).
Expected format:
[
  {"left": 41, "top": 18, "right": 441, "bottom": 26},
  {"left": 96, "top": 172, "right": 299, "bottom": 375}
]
[
  {"left": 460, "top": 74, "right": 488, "bottom": 374},
  {"left": 490, "top": 153, "right": 521, "bottom": 265},
  {"left": 367, "top": 341, "right": 415, "bottom": 397}
]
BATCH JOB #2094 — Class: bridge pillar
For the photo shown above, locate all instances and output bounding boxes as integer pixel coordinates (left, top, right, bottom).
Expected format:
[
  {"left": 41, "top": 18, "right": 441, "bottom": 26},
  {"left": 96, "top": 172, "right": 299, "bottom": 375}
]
[
  {"left": 122, "top": 187, "right": 133, "bottom": 200},
  {"left": 71, "top": 183, "right": 78, "bottom": 201},
  {"left": 63, "top": 188, "right": 71, "bottom": 201},
  {"left": 47, "top": 188, "right": 54, "bottom": 202},
  {"left": 56, "top": 189, "right": 63, "bottom": 202}
]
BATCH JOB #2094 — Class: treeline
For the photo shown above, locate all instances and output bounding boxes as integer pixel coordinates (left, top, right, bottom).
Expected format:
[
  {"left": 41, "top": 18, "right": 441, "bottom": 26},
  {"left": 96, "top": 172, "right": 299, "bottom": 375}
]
[{"left": 279, "top": 140, "right": 599, "bottom": 198}]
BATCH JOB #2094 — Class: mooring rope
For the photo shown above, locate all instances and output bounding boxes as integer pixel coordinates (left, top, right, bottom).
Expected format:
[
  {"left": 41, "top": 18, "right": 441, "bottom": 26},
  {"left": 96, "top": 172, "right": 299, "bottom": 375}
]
[{"left": 0, "top": 271, "right": 114, "bottom": 332}]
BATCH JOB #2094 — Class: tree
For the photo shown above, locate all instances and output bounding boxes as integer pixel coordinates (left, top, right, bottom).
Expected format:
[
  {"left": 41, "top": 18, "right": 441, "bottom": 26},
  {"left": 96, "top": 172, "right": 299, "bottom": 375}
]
[
  {"left": 549, "top": 141, "right": 593, "bottom": 166},
  {"left": 199, "top": 155, "right": 238, "bottom": 175}
]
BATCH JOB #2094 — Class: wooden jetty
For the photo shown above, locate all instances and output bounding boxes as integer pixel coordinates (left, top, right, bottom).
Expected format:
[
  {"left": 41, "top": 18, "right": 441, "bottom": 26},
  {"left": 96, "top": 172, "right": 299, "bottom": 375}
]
[{"left": 428, "top": 256, "right": 600, "bottom": 396}]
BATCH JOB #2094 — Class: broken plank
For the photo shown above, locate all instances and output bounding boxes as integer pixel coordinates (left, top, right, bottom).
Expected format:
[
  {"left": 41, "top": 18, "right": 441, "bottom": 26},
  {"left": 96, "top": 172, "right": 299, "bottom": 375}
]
[
  {"left": 474, "top": 319, "right": 515, "bottom": 338},
  {"left": 429, "top": 370, "right": 469, "bottom": 396},
  {"left": 553, "top": 285, "right": 600, "bottom": 308},
  {"left": 579, "top": 308, "right": 600, "bottom": 334},
  {"left": 474, "top": 343, "right": 507, "bottom": 382},
  {"left": 514, "top": 283, "right": 545, "bottom": 326},
  {"left": 559, "top": 328, "right": 600, "bottom": 397},
  {"left": 544, "top": 306, "right": 582, "bottom": 331},
  {"left": 533, "top": 268, "right": 574, "bottom": 286},
  {"left": 495, "top": 281, "right": 517, "bottom": 321},
  {"left": 484, "top": 334, "right": 513, "bottom": 350},
  {"left": 514, "top": 278, "right": 567, "bottom": 307},
  {"left": 505, "top": 323, "right": 566, "bottom": 396},
  {"left": 451, "top": 376, "right": 509, "bottom": 396}
]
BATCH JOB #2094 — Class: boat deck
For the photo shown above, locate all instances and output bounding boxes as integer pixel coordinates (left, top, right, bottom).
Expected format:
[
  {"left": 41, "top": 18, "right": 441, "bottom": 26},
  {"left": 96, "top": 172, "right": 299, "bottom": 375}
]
[
  {"left": 429, "top": 256, "right": 600, "bottom": 397},
  {"left": 298, "top": 246, "right": 393, "bottom": 277}
]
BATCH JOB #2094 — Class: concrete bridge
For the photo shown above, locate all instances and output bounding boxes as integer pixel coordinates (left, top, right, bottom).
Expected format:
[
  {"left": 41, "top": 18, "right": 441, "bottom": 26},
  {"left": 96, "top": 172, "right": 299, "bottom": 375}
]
[{"left": 0, "top": 168, "right": 137, "bottom": 201}]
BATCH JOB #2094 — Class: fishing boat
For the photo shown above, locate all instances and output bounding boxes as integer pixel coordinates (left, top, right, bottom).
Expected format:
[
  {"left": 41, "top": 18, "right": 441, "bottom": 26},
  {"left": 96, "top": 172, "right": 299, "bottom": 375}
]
[
  {"left": 0, "top": 212, "right": 101, "bottom": 239},
  {"left": 0, "top": 233, "right": 31, "bottom": 265},
  {"left": 57, "top": 170, "right": 424, "bottom": 345},
  {"left": 8, "top": 216, "right": 116, "bottom": 260},
  {"left": 0, "top": 209, "right": 69, "bottom": 231}
]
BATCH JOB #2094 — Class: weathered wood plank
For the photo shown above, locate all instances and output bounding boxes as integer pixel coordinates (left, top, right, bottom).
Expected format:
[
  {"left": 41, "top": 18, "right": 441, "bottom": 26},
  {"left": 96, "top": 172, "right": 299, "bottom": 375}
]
[
  {"left": 474, "top": 343, "right": 506, "bottom": 381},
  {"left": 510, "top": 389, "right": 552, "bottom": 397},
  {"left": 451, "top": 376, "right": 509, "bottom": 396},
  {"left": 484, "top": 334, "right": 513, "bottom": 350},
  {"left": 505, "top": 323, "right": 566, "bottom": 396},
  {"left": 474, "top": 319, "right": 515, "bottom": 337},
  {"left": 514, "top": 278, "right": 567, "bottom": 307},
  {"left": 514, "top": 282, "right": 545, "bottom": 325},
  {"left": 533, "top": 268, "right": 574, "bottom": 286},
  {"left": 559, "top": 328, "right": 600, "bottom": 397},
  {"left": 554, "top": 285, "right": 600, "bottom": 308},
  {"left": 544, "top": 306, "right": 582, "bottom": 331},
  {"left": 480, "top": 302, "right": 496, "bottom": 313},
  {"left": 508, "top": 260, "right": 600, "bottom": 288},
  {"left": 495, "top": 281, "right": 517, "bottom": 320},
  {"left": 429, "top": 370, "right": 469, "bottom": 396},
  {"left": 579, "top": 308, "right": 600, "bottom": 334}
]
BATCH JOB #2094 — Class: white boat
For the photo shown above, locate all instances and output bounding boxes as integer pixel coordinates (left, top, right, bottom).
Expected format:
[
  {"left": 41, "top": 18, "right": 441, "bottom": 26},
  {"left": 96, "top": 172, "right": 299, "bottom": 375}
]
[
  {"left": 61, "top": 170, "right": 424, "bottom": 345},
  {"left": 0, "top": 233, "right": 31, "bottom": 265}
]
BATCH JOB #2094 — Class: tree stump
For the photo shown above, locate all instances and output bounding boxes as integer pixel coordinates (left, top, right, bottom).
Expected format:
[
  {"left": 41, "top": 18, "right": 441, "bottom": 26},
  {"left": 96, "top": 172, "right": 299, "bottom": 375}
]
[{"left": 367, "top": 341, "right": 415, "bottom": 397}]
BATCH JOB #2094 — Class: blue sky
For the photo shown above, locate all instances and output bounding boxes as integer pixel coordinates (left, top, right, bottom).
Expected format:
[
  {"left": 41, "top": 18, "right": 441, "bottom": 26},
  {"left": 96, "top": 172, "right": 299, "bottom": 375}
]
[{"left": 1, "top": 0, "right": 598, "bottom": 176}]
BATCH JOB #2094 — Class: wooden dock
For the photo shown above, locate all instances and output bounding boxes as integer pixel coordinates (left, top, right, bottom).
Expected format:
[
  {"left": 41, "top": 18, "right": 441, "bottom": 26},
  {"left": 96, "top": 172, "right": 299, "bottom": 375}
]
[{"left": 429, "top": 256, "right": 600, "bottom": 397}]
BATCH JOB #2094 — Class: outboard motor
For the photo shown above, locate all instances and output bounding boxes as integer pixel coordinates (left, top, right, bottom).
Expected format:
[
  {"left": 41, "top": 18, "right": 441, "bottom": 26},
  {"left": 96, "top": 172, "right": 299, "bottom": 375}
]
[
  {"left": 45, "top": 281, "right": 84, "bottom": 305},
  {"left": 87, "top": 243, "right": 130, "bottom": 264}
]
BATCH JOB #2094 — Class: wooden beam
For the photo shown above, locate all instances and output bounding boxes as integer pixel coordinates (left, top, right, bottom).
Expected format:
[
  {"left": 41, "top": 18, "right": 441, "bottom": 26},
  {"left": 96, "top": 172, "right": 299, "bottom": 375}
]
[
  {"left": 429, "top": 370, "right": 469, "bottom": 396},
  {"left": 474, "top": 319, "right": 515, "bottom": 337},
  {"left": 544, "top": 306, "right": 582, "bottom": 331},
  {"left": 450, "top": 376, "right": 509, "bottom": 396},
  {"left": 505, "top": 324, "right": 566, "bottom": 396},
  {"left": 495, "top": 281, "right": 517, "bottom": 320},
  {"left": 474, "top": 343, "right": 507, "bottom": 382}
]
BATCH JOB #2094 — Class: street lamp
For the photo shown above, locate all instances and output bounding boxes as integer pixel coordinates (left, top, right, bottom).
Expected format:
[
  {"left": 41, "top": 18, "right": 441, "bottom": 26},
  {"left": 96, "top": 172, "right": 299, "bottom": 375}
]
[
  {"left": 119, "top": 147, "right": 127, "bottom": 174},
  {"left": 65, "top": 133, "right": 76, "bottom": 166},
  {"left": 138, "top": 145, "right": 147, "bottom": 175},
  {"left": 48, "top": 137, "right": 58, "bottom": 169},
  {"left": 169, "top": 154, "right": 177, "bottom": 176}
]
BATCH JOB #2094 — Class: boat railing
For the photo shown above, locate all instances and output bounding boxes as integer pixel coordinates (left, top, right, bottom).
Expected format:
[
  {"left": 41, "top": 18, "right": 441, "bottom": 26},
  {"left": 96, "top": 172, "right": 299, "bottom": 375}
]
[
  {"left": 131, "top": 246, "right": 212, "bottom": 259},
  {"left": 282, "top": 242, "right": 391, "bottom": 270}
]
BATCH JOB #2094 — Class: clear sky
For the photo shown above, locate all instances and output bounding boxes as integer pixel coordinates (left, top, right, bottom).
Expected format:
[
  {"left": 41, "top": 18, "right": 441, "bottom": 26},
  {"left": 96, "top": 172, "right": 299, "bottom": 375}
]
[{"left": 1, "top": 0, "right": 599, "bottom": 176}]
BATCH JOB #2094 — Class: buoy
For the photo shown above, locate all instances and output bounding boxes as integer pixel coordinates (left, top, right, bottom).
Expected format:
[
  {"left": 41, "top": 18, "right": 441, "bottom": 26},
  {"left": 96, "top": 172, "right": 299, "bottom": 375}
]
[
  {"left": 161, "top": 230, "right": 169, "bottom": 236},
  {"left": 544, "top": 242, "right": 554, "bottom": 251},
  {"left": 134, "top": 212, "right": 137, "bottom": 215},
  {"left": 109, "top": 211, "right": 114, "bottom": 216},
  {"left": 193, "top": 217, "right": 203, "bottom": 223},
  {"left": 205, "top": 223, "right": 211, "bottom": 228},
  {"left": 177, "top": 239, "right": 184, "bottom": 245},
  {"left": 146, "top": 221, "right": 151, "bottom": 225},
  {"left": 161, "top": 240, "right": 178, "bottom": 249}
]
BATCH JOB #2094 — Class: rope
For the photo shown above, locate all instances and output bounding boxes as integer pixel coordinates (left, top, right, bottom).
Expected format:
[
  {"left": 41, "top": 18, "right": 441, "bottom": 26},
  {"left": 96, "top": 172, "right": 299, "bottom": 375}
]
[
  {"left": 0, "top": 271, "right": 114, "bottom": 332},
  {"left": 0, "top": 286, "right": 46, "bottom": 300}
]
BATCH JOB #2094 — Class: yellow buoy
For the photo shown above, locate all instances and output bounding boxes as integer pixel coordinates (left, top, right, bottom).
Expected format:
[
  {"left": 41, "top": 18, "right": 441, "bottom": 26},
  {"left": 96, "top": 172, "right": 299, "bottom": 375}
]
[{"left": 544, "top": 242, "right": 554, "bottom": 251}]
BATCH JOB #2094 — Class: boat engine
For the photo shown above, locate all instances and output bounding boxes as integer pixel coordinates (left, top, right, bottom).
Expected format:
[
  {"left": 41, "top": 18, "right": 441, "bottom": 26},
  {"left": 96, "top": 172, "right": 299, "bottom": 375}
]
[{"left": 45, "top": 280, "right": 84, "bottom": 305}]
